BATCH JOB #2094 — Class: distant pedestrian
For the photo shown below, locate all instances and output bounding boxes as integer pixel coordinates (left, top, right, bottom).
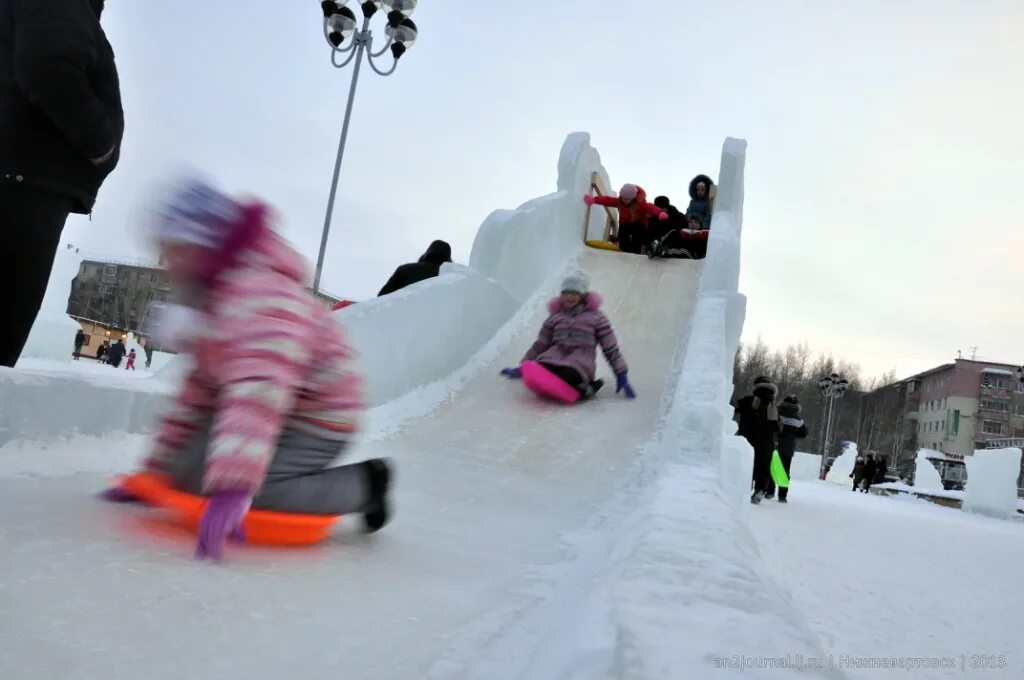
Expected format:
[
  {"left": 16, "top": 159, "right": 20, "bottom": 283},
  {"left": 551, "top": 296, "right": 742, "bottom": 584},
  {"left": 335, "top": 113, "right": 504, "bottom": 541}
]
[
  {"left": 851, "top": 455, "right": 866, "bottom": 492},
  {"left": 733, "top": 376, "right": 780, "bottom": 504},
  {"left": 863, "top": 454, "right": 877, "bottom": 493},
  {"left": 73, "top": 329, "right": 86, "bottom": 360},
  {"left": 378, "top": 240, "right": 452, "bottom": 296},
  {"left": 765, "top": 394, "right": 809, "bottom": 503}
]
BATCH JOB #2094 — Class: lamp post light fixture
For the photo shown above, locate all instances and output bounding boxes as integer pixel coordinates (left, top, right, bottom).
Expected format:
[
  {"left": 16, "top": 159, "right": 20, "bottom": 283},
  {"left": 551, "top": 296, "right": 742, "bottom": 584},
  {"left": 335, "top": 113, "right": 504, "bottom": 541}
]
[
  {"left": 818, "top": 372, "right": 850, "bottom": 478},
  {"left": 312, "top": 0, "right": 419, "bottom": 294}
]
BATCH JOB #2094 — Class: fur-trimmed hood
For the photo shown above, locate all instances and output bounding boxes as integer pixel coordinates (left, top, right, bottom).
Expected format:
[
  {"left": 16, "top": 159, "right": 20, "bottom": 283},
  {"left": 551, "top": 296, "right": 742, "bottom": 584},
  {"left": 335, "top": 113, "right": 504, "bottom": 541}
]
[{"left": 548, "top": 291, "right": 603, "bottom": 314}]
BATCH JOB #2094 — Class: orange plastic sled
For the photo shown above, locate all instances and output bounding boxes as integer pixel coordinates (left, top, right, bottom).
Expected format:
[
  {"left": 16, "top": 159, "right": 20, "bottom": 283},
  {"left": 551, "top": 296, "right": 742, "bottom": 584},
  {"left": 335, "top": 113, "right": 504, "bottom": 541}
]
[{"left": 119, "top": 472, "right": 341, "bottom": 546}]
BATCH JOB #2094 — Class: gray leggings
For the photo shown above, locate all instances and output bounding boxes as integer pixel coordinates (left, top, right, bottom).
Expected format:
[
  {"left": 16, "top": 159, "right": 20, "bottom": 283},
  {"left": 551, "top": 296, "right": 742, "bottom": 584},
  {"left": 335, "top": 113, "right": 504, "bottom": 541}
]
[{"left": 162, "top": 426, "right": 370, "bottom": 515}]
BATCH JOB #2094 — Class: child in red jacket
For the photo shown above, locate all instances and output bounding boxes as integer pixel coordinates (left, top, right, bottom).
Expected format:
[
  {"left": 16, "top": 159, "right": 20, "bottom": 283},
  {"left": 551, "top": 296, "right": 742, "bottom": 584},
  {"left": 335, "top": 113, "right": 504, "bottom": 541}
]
[
  {"left": 125, "top": 349, "right": 136, "bottom": 371},
  {"left": 584, "top": 183, "right": 668, "bottom": 254}
]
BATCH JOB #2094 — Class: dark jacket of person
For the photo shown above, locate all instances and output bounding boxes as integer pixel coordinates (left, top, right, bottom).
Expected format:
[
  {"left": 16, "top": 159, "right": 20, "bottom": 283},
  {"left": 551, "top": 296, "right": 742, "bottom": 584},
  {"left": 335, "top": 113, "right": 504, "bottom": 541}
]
[
  {"left": 875, "top": 458, "right": 888, "bottom": 483},
  {"left": 851, "top": 457, "right": 866, "bottom": 483},
  {"left": 74, "top": 329, "right": 86, "bottom": 348},
  {"left": 378, "top": 240, "right": 452, "bottom": 296},
  {"left": 651, "top": 196, "right": 686, "bottom": 230},
  {"left": 0, "top": 0, "right": 124, "bottom": 213},
  {"left": 734, "top": 379, "right": 780, "bottom": 452},
  {"left": 685, "top": 174, "right": 714, "bottom": 230},
  {"left": 863, "top": 457, "right": 877, "bottom": 485},
  {"left": 777, "top": 400, "right": 809, "bottom": 457},
  {"left": 106, "top": 339, "right": 125, "bottom": 365}
]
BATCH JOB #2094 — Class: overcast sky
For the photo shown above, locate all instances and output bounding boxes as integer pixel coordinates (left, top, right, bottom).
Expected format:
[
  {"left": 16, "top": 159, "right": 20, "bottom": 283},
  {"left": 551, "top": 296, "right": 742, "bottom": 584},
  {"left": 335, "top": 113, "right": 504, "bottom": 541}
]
[{"left": 66, "top": 0, "right": 1023, "bottom": 380}]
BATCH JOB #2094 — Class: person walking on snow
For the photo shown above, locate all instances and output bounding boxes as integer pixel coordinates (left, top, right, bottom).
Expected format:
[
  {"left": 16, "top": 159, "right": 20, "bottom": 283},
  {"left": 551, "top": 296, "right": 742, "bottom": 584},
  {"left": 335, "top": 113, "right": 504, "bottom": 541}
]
[
  {"left": 500, "top": 271, "right": 636, "bottom": 400},
  {"left": 124, "top": 348, "right": 136, "bottom": 371},
  {"left": 765, "top": 394, "right": 809, "bottom": 502},
  {"left": 850, "top": 455, "right": 866, "bottom": 492},
  {"left": 1, "top": 0, "right": 124, "bottom": 368},
  {"left": 584, "top": 184, "right": 668, "bottom": 255},
  {"left": 100, "top": 176, "right": 392, "bottom": 562},
  {"left": 733, "top": 376, "right": 780, "bottom": 504}
]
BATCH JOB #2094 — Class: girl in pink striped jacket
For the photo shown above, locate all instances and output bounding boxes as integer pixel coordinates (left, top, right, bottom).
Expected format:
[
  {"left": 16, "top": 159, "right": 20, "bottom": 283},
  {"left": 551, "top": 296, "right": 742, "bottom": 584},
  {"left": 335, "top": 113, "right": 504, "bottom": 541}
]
[{"left": 101, "top": 177, "right": 391, "bottom": 560}]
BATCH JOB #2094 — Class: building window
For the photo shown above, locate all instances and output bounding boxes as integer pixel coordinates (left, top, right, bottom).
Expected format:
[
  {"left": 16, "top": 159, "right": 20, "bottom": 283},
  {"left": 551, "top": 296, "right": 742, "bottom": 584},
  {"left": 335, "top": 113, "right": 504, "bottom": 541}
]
[
  {"left": 983, "top": 376, "right": 1006, "bottom": 389},
  {"left": 983, "top": 421, "right": 1003, "bottom": 435},
  {"left": 980, "top": 399, "right": 1009, "bottom": 412},
  {"left": 951, "top": 410, "right": 960, "bottom": 435},
  {"left": 103, "top": 264, "right": 117, "bottom": 277},
  {"left": 99, "top": 283, "right": 114, "bottom": 295}
]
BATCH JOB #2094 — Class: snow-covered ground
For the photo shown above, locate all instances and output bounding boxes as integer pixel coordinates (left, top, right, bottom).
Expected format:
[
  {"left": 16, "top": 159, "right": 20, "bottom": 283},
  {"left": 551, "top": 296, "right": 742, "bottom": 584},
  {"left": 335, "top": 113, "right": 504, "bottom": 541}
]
[{"left": 750, "top": 480, "right": 1023, "bottom": 679}]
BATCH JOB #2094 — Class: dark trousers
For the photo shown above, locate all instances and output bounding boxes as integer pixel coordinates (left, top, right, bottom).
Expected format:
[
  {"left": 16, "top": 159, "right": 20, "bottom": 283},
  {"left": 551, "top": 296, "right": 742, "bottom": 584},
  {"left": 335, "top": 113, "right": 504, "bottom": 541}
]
[
  {"left": 766, "top": 451, "right": 794, "bottom": 499},
  {"left": 158, "top": 425, "right": 370, "bottom": 515},
  {"left": 659, "top": 230, "right": 708, "bottom": 259},
  {"left": 0, "top": 184, "right": 73, "bottom": 367},
  {"left": 751, "top": 445, "right": 773, "bottom": 493},
  {"left": 539, "top": 362, "right": 586, "bottom": 395},
  {"left": 617, "top": 221, "right": 647, "bottom": 254}
]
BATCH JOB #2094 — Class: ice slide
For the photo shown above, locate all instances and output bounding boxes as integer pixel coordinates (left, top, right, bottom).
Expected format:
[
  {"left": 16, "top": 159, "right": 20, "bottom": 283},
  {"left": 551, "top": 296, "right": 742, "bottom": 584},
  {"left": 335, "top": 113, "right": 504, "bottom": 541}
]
[{"left": 0, "top": 136, "right": 839, "bottom": 679}]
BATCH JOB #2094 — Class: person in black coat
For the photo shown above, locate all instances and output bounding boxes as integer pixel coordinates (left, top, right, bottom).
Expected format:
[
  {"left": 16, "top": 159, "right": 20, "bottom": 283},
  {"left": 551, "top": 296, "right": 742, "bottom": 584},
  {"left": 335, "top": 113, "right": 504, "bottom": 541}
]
[
  {"left": 73, "top": 328, "right": 86, "bottom": 360},
  {"left": 862, "top": 454, "right": 877, "bottom": 493},
  {"left": 850, "top": 456, "right": 866, "bottom": 492},
  {"left": 733, "top": 375, "right": 781, "bottom": 504},
  {"left": 766, "top": 394, "right": 809, "bottom": 502},
  {"left": 378, "top": 240, "right": 452, "bottom": 296},
  {"left": 0, "top": 0, "right": 124, "bottom": 368},
  {"left": 106, "top": 338, "right": 125, "bottom": 367},
  {"left": 685, "top": 174, "right": 714, "bottom": 230}
]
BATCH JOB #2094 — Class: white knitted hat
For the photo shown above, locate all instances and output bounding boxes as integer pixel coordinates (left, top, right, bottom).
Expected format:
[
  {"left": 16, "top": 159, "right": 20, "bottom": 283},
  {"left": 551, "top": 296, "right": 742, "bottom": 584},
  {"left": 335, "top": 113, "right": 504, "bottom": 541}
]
[{"left": 561, "top": 271, "right": 590, "bottom": 294}]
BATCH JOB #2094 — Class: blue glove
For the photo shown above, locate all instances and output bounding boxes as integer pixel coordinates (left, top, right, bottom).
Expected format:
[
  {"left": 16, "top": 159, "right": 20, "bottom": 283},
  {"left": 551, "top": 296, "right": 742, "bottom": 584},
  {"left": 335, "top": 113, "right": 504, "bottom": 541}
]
[
  {"left": 616, "top": 372, "right": 636, "bottom": 399},
  {"left": 196, "top": 491, "right": 250, "bottom": 561},
  {"left": 500, "top": 367, "right": 522, "bottom": 379}
]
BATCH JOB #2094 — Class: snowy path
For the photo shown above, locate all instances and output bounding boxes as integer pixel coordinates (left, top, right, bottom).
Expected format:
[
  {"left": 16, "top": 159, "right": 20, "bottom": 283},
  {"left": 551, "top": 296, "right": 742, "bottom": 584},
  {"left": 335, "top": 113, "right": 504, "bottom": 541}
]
[
  {"left": 0, "top": 250, "right": 702, "bottom": 680},
  {"left": 749, "top": 481, "right": 1024, "bottom": 679}
]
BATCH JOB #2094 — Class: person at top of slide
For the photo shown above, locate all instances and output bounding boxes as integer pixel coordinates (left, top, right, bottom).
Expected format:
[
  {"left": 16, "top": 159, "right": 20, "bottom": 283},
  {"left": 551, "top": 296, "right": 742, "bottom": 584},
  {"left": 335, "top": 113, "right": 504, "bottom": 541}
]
[
  {"left": 584, "top": 183, "right": 668, "bottom": 254},
  {"left": 501, "top": 271, "right": 636, "bottom": 400},
  {"left": 100, "top": 175, "right": 392, "bottom": 561}
]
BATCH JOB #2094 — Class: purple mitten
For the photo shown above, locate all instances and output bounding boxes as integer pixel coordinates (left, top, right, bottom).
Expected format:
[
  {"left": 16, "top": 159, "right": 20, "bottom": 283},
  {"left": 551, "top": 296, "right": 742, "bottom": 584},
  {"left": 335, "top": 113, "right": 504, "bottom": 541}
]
[
  {"left": 615, "top": 372, "right": 637, "bottom": 399},
  {"left": 99, "top": 485, "right": 146, "bottom": 504},
  {"left": 195, "top": 491, "right": 251, "bottom": 561}
]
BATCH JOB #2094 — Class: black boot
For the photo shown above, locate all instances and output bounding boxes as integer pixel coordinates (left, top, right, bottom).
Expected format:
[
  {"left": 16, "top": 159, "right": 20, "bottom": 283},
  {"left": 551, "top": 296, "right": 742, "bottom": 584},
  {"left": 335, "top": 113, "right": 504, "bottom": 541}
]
[
  {"left": 361, "top": 458, "right": 392, "bottom": 533},
  {"left": 580, "top": 379, "right": 604, "bottom": 400}
]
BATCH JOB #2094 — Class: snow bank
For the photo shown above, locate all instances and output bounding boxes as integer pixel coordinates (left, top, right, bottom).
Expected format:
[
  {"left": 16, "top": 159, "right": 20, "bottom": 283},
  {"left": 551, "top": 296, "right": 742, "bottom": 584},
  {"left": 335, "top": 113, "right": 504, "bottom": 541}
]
[
  {"left": 914, "top": 449, "right": 945, "bottom": 492},
  {"left": 0, "top": 369, "right": 173, "bottom": 447},
  {"left": 825, "top": 442, "right": 858, "bottom": 484},
  {"left": 662, "top": 138, "right": 749, "bottom": 505},
  {"left": 470, "top": 132, "right": 610, "bottom": 303},
  {"left": 338, "top": 264, "right": 519, "bottom": 406},
  {"left": 19, "top": 243, "right": 83, "bottom": 363},
  {"left": 791, "top": 451, "right": 822, "bottom": 481},
  {"left": 963, "top": 447, "right": 1022, "bottom": 519}
]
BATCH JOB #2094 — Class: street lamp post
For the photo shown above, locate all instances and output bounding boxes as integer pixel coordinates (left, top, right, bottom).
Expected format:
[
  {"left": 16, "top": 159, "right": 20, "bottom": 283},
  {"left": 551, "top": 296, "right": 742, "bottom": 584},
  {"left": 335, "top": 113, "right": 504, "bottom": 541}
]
[
  {"left": 818, "top": 372, "right": 850, "bottom": 478},
  {"left": 312, "top": 0, "right": 419, "bottom": 294}
]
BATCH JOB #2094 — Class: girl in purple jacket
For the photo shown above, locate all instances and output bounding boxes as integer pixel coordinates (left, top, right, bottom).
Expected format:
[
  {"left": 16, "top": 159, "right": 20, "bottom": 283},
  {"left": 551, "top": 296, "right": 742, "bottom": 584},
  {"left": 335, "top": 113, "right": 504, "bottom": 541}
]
[{"left": 501, "top": 272, "right": 636, "bottom": 399}]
